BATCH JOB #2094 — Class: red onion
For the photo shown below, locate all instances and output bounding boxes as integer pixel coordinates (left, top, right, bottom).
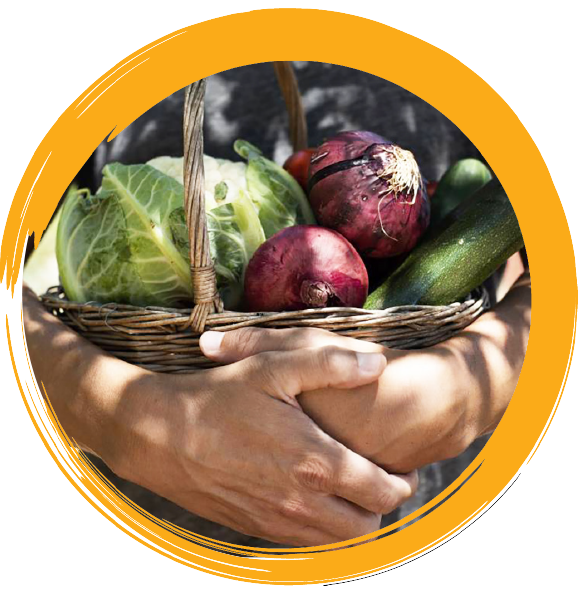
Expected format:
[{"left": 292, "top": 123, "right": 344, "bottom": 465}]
[
  {"left": 244, "top": 225, "right": 368, "bottom": 312},
  {"left": 308, "top": 131, "right": 430, "bottom": 258}
]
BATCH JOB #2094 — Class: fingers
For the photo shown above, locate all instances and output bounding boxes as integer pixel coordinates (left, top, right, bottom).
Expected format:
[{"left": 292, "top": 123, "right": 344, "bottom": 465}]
[
  {"left": 267, "top": 494, "right": 382, "bottom": 546},
  {"left": 290, "top": 441, "right": 418, "bottom": 515},
  {"left": 241, "top": 346, "right": 386, "bottom": 402},
  {"left": 336, "top": 459, "right": 419, "bottom": 515},
  {"left": 211, "top": 473, "right": 385, "bottom": 546},
  {"left": 200, "top": 327, "right": 384, "bottom": 364}
]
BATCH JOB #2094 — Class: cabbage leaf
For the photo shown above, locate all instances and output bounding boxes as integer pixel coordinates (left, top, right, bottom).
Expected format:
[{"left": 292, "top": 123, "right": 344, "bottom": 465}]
[
  {"left": 168, "top": 190, "right": 264, "bottom": 309},
  {"left": 234, "top": 140, "right": 316, "bottom": 238},
  {"left": 57, "top": 162, "right": 265, "bottom": 310},
  {"left": 57, "top": 140, "right": 309, "bottom": 310},
  {"left": 57, "top": 164, "right": 193, "bottom": 307}
]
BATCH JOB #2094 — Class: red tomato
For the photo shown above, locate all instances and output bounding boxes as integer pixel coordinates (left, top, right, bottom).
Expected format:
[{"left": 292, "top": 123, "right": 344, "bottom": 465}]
[
  {"left": 283, "top": 148, "right": 316, "bottom": 192},
  {"left": 426, "top": 180, "right": 438, "bottom": 198}
]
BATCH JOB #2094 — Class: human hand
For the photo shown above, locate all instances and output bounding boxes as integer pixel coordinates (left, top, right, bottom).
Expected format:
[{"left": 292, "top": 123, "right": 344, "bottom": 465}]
[
  {"left": 200, "top": 326, "right": 454, "bottom": 473},
  {"left": 23, "top": 286, "right": 417, "bottom": 547},
  {"left": 200, "top": 277, "right": 531, "bottom": 475},
  {"left": 110, "top": 344, "right": 418, "bottom": 546}
]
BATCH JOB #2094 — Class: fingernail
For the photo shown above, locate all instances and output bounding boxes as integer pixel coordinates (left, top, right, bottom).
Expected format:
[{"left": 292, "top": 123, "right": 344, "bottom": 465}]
[
  {"left": 356, "top": 352, "right": 385, "bottom": 377},
  {"left": 200, "top": 331, "right": 224, "bottom": 356}
]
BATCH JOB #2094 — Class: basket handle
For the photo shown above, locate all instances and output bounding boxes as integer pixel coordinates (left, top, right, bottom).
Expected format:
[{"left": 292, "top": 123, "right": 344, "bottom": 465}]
[
  {"left": 273, "top": 61, "right": 308, "bottom": 151},
  {"left": 183, "top": 80, "right": 223, "bottom": 332},
  {"left": 183, "top": 62, "right": 307, "bottom": 332}
]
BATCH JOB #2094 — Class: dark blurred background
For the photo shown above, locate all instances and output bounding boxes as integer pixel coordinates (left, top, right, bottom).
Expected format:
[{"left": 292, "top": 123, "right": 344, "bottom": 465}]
[{"left": 79, "top": 61, "right": 485, "bottom": 190}]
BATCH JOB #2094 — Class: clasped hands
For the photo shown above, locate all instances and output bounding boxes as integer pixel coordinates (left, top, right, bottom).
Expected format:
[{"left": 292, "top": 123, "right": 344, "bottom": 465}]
[
  {"left": 117, "top": 327, "right": 419, "bottom": 547},
  {"left": 23, "top": 274, "right": 530, "bottom": 547}
]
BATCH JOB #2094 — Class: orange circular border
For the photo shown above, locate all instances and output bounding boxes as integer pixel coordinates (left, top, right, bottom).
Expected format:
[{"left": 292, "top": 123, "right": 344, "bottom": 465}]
[{"left": 2, "top": 8, "right": 577, "bottom": 584}]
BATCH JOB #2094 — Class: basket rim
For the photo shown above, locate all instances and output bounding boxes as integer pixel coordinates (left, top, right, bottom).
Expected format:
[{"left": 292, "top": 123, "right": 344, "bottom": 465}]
[
  {"left": 39, "top": 285, "right": 490, "bottom": 373},
  {"left": 40, "top": 284, "right": 489, "bottom": 320}
]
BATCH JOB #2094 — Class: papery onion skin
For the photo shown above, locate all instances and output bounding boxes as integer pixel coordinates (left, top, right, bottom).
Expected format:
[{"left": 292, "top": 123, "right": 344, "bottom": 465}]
[
  {"left": 244, "top": 225, "right": 368, "bottom": 312},
  {"left": 308, "top": 131, "right": 430, "bottom": 259}
]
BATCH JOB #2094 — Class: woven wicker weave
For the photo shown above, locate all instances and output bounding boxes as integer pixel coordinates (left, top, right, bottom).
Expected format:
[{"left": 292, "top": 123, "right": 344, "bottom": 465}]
[{"left": 41, "top": 62, "right": 489, "bottom": 373}]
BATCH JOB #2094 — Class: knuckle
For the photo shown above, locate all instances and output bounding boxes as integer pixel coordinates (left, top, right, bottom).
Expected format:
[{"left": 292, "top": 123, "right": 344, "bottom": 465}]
[
  {"left": 248, "top": 352, "right": 283, "bottom": 395},
  {"left": 276, "top": 497, "right": 309, "bottom": 522},
  {"left": 292, "top": 456, "right": 334, "bottom": 492},
  {"left": 298, "top": 327, "right": 331, "bottom": 346},
  {"left": 318, "top": 346, "right": 350, "bottom": 376},
  {"left": 252, "top": 351, "right": 276, "bottom": 380},
  {"left": 232, "top": 327, "right": 263, "bottom": 355},
  {"left": 375, "top": 487, "right": 404, "bottom": 514}
]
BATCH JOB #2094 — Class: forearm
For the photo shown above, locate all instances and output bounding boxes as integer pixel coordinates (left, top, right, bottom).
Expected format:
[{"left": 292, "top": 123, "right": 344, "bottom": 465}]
[
  {"left": 22, "top": 285, "right": 151, "bottom": 465},
  {"left": 298, "top": 275, "right": 531, "bottom": 471},
  {"left": 452, "top": 273, "right": 531, "bottom": 435},
  {"left": 298, "top": 348, "right": 450, "bottom": 471}
]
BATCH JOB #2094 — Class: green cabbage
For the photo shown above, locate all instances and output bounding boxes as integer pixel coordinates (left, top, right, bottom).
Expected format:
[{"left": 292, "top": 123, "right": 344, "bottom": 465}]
[
  {"left": 234, "top": 140, "right": 316, "bottom": 238},
  {"left": 147, "top": 154, "right": 248, "bottom": 212},
  {"left": 57, "top": 165, "right": 194, "bottom": 307},
  {"left": 57, "top": 141, "right": 313, "bottom": 309}
]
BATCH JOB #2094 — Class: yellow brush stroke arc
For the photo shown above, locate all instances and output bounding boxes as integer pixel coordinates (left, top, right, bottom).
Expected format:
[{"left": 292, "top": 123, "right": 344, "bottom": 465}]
[{"left": 2, "top": 8, "right": 577, "bottom": 584}]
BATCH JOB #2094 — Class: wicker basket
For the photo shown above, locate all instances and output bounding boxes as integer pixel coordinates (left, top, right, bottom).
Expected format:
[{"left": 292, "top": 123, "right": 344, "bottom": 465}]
[{"left": 41, "top": 62, "right": 489, "bottom": 374}]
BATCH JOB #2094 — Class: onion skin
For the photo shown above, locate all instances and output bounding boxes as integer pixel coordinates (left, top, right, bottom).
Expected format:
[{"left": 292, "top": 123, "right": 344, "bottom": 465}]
[
  {"left": 308, "top": 131, "right": 430, "bottom": 259},
  {"left": 244, "top": 225, "right": 368, "bottom": 312}
]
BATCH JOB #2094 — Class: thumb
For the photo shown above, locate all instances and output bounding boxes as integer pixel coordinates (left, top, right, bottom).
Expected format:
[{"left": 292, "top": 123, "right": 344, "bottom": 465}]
[
  {"left": 242, "top": 346, "right": 386, "bottom": 403},
  {"left": 200, "top": 327, "right": 384, "bottom": 364}
]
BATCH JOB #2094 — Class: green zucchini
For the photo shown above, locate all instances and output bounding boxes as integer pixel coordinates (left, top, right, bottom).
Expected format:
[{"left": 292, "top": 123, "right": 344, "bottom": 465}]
[
  {"left": 430, "top": 158, "right": 492, "bottom": 227},
  {"left": 364, "top": 178, "right": 524, "bottom": 309}
]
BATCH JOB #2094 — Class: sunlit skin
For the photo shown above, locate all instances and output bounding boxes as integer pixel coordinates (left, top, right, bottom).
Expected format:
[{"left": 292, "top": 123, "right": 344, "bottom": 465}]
[
  {"left": 22, "top": 254, "right": 528, "bottom": 544},
  {"left": 203, "top": 262, "right": 530, "bottom": 473},
  {"left": 23, "top": 284, "right": 416, "bottom": 546}
]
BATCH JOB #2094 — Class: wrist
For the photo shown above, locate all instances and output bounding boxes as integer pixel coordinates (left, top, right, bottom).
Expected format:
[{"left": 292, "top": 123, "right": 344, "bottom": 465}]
[
  {"left": 91, "top": 362, "right": 165, "bottom": 481},
  {"left": 105, "top": 369, "right": 205, "bottom": 488}
]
